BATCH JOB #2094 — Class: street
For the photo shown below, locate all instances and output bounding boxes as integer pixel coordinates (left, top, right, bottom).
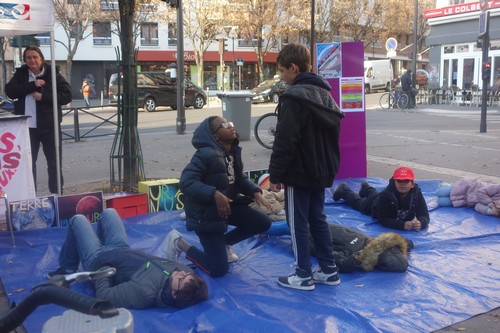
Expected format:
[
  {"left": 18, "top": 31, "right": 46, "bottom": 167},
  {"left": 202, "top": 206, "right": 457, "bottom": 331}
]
[{"left": 35, "top": 93, "right": 500, "bottom": 195}]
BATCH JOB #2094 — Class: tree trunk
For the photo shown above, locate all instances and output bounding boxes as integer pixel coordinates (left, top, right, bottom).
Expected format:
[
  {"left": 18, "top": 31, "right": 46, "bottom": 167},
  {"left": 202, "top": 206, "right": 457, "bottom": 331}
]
[{"left": 119, "top": 0, "right": 139, "bottom": 191}]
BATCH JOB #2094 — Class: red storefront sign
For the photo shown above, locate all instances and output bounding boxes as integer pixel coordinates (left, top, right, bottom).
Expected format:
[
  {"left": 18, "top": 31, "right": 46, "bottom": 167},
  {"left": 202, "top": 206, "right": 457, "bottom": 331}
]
[
  {"left": 424, "top": 0, "right": 500, "bottom": 19},
  {"left": 137, "top": 50, "right": 278, "bottom": 63}
]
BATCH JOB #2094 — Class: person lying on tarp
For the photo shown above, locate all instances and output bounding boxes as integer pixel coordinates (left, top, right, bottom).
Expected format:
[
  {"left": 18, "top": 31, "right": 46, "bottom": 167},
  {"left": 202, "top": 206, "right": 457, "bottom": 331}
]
[
  {"left": 47, "top": 208, "right": 208, "bottom": 309},
  {"left": 333, "top": 166, "right": 430, "bottom": 231},
  {"left": 310, "top": 224, "right": 414, "bottom": 273},
  {"left": 436, "top": 178, "right": 500, "bottom": 217}
]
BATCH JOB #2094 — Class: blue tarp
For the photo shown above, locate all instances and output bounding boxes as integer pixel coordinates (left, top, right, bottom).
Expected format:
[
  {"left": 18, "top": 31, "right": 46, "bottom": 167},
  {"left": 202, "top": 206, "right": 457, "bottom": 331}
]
[{"left": 1, "top": 179, "right": 499, "bottom": 332}]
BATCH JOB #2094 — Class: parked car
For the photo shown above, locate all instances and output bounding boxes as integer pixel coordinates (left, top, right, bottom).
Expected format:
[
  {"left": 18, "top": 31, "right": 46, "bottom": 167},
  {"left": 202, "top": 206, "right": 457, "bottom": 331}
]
[
  {"left": 108, "top": 72, "right": 207, "bottom": 112},
  {"left": 250, "top": 78, "right": 288, "bottom": 104},
  {"left": 0, "top": 96, "right": 14, "bottom": 112},
  {"left": 416, "top": 69, "right": 429, "bottom": 86}
]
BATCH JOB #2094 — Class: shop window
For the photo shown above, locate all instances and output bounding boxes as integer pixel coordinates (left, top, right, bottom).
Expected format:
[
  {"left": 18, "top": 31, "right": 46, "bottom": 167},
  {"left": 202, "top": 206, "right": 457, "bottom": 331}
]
[
  {"left": 168, "top": 23, "right": 177, "bottom": 47},
  {"left": 444, "top": 46, "right": 454, "bottom": 54},
  {"left": 490, "top": 40, "right": 500, "bottom": 51},
  {"left": 35, "top": 32, "right": 50, "bottom": 45},
  {"left": 141, "top": 23, "right": 158, "bottom": 46},
  {"left": 456, "top": 44, "right": 469, "bottom": 53},
  {"left": 70, "top": 20, "right": 83, "bottom": 39},
  {"left": 100, "top": 1, "right": 119, "bottom": 10},
  {"left": 93, "top": 21, "right": 112, "bottom": 45},
  {"left": 203, "top": 65, "right": 217, "bottom": 90}
]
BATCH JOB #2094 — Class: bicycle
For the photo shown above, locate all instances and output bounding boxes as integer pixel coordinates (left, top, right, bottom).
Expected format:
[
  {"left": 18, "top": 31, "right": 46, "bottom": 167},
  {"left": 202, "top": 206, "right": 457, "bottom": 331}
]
[
  {"left": 379, "top": 89, "right": 409, "bottom": 110},
  {"left": 0, "top": 267, "right": 122, "bottom": 332},
  {"left": 254, "top": 109, "right": 278, "bottom": 149}
]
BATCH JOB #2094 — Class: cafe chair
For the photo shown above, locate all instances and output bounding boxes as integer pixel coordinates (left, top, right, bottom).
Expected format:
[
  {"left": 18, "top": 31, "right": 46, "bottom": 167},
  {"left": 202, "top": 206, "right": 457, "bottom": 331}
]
[
  {"left": 449, "top": 85, "right": 462, "bottom": 107},
  {"left": 470, "top": 85, "right": 481, "bottom": 107}
]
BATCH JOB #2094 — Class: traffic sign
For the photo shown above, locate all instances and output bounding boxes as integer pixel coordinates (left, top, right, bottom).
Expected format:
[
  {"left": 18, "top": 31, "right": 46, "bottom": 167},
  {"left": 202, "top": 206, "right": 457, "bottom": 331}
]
[
  {"left": 480, "top": 0, "right": 488, "bottom": 11},
  {"left": 387, "top": 50, "right": 397, "bottom": 58},
  {"left": 479, "top": 11, "right": 489, "bottom": 37},
  {"left": 237, "top": 57, "right": 244, "bottom": 66},
  {"left": 385, "top": 38, "right": 398, "bottom": 52}
]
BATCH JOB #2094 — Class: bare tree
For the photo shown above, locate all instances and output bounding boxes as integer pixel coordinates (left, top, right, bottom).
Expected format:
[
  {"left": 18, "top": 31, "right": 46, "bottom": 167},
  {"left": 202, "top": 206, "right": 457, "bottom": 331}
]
[
  {"left": 0, "top": 37, "right": 11, "bottom": 96},
  {"left": 180, "top": 0, "right": 226, "bottom": 88},
  {"left": 52, "top": 0, "right": 106, "bottom": 83}
]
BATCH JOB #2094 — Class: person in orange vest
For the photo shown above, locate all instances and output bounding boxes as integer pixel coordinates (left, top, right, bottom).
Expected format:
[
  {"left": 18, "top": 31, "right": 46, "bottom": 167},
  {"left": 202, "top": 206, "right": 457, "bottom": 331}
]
[{"left": 81, "top": 79, "right": 91, "bottom": 108}]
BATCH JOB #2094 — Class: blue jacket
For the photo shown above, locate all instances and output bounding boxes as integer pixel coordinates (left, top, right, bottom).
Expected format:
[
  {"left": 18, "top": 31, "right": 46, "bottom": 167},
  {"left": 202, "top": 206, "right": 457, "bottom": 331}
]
[
  {"left": 179, "top": 118, "right": 261, "bottom": 232},
  {"left": 269, "top": 72, "right": 344, "bottom": 189}
]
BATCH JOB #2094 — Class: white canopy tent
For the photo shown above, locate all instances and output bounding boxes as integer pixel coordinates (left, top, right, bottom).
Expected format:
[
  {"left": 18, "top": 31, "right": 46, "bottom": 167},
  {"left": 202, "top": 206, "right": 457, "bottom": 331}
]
[
  {"left": 1, "top": 1, "right": 60, "bottom": 245},
  {"left": 0, "top": 0, "right": 62, "bottom": 195}
]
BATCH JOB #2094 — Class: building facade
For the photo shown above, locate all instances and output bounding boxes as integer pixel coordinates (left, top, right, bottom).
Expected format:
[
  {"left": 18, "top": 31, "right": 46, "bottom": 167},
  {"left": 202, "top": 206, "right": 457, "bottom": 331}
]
[
  {"left": 425, "top": 0, "right": 500, "bottom": 90},
  {"left": 1, "top": 3, "right": 280, "bottom": 100}
]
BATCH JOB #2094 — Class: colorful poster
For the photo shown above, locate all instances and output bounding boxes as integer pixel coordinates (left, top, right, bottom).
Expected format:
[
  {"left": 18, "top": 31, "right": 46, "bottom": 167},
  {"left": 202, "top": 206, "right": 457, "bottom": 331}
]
[
  {"left": 10, "top": 195, "right": 57, "bottom": 230},
  {"left": 316, "top": 43, "right": 342, "bottom": 78},
  {"left": 139, "top": 179, "right": 184, "bottom": 212},
  {"left": 0, "top": 116, "right": 36, "bottom": 216},
  {"left": 57, "top": 192, "right": 104, "bottom": 226},
  {"left": 340, "top": 77, "right": 365, "bottom": 112},
  {"left": 429, "top": 64, "right": 440, "bottom": 89}
]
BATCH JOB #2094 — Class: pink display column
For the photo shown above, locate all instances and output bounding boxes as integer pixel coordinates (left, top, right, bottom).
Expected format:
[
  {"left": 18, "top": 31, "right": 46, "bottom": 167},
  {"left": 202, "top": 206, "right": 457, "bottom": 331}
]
[{"left": 325, "top": 42, "right": 367, "bottom": 180}]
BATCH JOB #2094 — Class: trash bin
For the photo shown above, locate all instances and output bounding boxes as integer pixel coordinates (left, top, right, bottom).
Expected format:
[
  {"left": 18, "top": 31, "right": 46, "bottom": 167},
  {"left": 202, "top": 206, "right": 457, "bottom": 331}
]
[{"left": 217, "top": 92, "right": 254, "bottom": 141}]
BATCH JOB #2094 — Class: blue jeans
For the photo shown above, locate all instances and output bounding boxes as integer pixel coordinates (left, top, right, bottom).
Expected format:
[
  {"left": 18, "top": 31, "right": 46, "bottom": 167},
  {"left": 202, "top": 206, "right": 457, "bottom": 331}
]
[
  {"left": 436, "top": 184, "right": 453, "bottom": 206},
  {"left": 186, "top": 204, "right": 272, "bottom": 277},
  {"left": 58, "top": 208, "right": 130, "bottom": 271}
]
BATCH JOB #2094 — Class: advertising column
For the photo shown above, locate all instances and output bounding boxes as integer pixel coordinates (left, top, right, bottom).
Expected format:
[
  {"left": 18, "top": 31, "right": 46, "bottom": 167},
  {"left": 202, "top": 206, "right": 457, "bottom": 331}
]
[{"left": 316, "top": 42, "right": 367, "bottom": 179}]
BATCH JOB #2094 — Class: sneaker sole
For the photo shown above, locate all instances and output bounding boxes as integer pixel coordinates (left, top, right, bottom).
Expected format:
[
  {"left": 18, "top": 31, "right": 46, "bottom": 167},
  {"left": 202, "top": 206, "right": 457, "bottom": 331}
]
[
  {"left": 277, "top": 280, "right": 315, "bottom": 291},
  {"left": 313, "top": 278, "right": 341, "bottom": 286}
]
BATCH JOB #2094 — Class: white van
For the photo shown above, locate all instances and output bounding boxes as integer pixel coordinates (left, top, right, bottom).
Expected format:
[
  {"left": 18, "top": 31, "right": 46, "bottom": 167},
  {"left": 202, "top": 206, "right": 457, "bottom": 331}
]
[{"left": 364, "top": 60, "right": 393, "bottom": 94}]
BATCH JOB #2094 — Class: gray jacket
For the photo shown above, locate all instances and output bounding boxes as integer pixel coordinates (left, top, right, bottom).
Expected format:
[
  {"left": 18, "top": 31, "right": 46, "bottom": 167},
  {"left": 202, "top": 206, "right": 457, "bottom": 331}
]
[{"left": 92, "top": 248, "right": 194, "bottom": 309}]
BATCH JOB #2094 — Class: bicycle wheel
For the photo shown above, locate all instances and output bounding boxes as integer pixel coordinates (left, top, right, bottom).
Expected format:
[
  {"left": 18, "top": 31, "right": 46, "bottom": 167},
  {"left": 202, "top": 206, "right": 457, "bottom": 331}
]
[
  {"left": 254, "top": 113, "right": 278, "bottom": 149},
  {"left": 379, "top": 92, "right": 394, "bottom": 109},
  {"left": 397, "top": 93, "right": 409, "bottom": 110}
]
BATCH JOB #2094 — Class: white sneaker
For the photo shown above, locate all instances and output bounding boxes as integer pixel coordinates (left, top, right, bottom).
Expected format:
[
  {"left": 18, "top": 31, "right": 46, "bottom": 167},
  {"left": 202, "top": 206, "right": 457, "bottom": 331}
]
[
  {"left": 313, "top": 266, "right": 341, "bottom": 286},
  {"left": 227, "top": 245, "right": 239, "bottom": 263},
  {"left": 165, "top": 230, "right": 182, "bottom": 262},
  {"left": 277, "top": 269, "right": 315, "bottom": 291}
]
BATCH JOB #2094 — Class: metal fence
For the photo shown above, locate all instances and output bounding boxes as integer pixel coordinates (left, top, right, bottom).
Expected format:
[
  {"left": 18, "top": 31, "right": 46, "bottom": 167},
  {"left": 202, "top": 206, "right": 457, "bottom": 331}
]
[{"left": 61, "top": 105, "right": 119, "bottom": 142}]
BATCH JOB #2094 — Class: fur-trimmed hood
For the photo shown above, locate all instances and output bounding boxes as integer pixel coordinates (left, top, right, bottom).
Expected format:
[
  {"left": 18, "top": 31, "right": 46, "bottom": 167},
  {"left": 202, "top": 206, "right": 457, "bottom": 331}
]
[{"left": 358, "top": 232, "right": 409, "bottom": 272}]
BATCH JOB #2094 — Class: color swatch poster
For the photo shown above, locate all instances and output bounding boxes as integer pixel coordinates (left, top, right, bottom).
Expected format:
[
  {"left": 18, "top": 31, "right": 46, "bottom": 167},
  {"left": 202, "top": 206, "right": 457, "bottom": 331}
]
[{"left": 340, "top": 77, "right": 364, "bottom": 112}]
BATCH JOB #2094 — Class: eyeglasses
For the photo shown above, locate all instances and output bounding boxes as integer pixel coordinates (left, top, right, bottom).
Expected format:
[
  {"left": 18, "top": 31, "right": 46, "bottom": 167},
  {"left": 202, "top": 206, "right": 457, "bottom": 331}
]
[
  {"left": 175, "top": 272, "right": 192, "bottom": 294},
  {"left": 212, "top": 121, "right": 234, "bottom": 134}
]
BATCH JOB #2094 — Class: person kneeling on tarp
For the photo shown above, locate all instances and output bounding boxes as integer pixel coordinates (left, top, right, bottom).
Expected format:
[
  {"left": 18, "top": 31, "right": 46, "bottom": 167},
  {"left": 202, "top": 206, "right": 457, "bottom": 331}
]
[
  {"left": 310, "top": 224, "right": 414, "bottom": 273},
  {"left": 47, "top": 208, "right": 208, "bottom": 309}
]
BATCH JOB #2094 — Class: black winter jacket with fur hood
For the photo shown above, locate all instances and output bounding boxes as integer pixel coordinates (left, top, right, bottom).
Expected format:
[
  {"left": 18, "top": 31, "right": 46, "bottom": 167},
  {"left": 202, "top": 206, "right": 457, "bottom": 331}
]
[{"left": 310, "top": 224, "right": 414, "bottom": 273}]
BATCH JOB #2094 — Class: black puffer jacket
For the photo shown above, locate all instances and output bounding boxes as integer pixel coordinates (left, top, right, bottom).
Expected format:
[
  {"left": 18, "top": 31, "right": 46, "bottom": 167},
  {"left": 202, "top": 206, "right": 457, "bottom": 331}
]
[
  {"left": 372, "top": 179, "right": 430, "bottom": 230},
  {"left": 179, "top": 118, "right": 261, "bottom": 232},
  {"left": 269, "top": 72, "right": 344, "bottom": 189},
  {"left": 5, "top": 64, "right": 72, "bottom": 128},
  {"left": 310, "top": 224, "right": 414, "bottom": 273}
]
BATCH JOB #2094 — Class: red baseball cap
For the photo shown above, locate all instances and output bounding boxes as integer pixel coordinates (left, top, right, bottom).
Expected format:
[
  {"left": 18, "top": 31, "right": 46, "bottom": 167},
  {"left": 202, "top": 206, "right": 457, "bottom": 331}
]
[{"left": 393, "top": 167, "right": 414, "bottom": 180}]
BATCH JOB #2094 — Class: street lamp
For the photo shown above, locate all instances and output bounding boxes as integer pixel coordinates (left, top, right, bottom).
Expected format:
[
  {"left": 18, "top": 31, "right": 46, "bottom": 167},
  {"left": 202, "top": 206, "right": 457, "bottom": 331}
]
[{"left": 224, "top": 26, "right": 238, "bottom": 90}]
